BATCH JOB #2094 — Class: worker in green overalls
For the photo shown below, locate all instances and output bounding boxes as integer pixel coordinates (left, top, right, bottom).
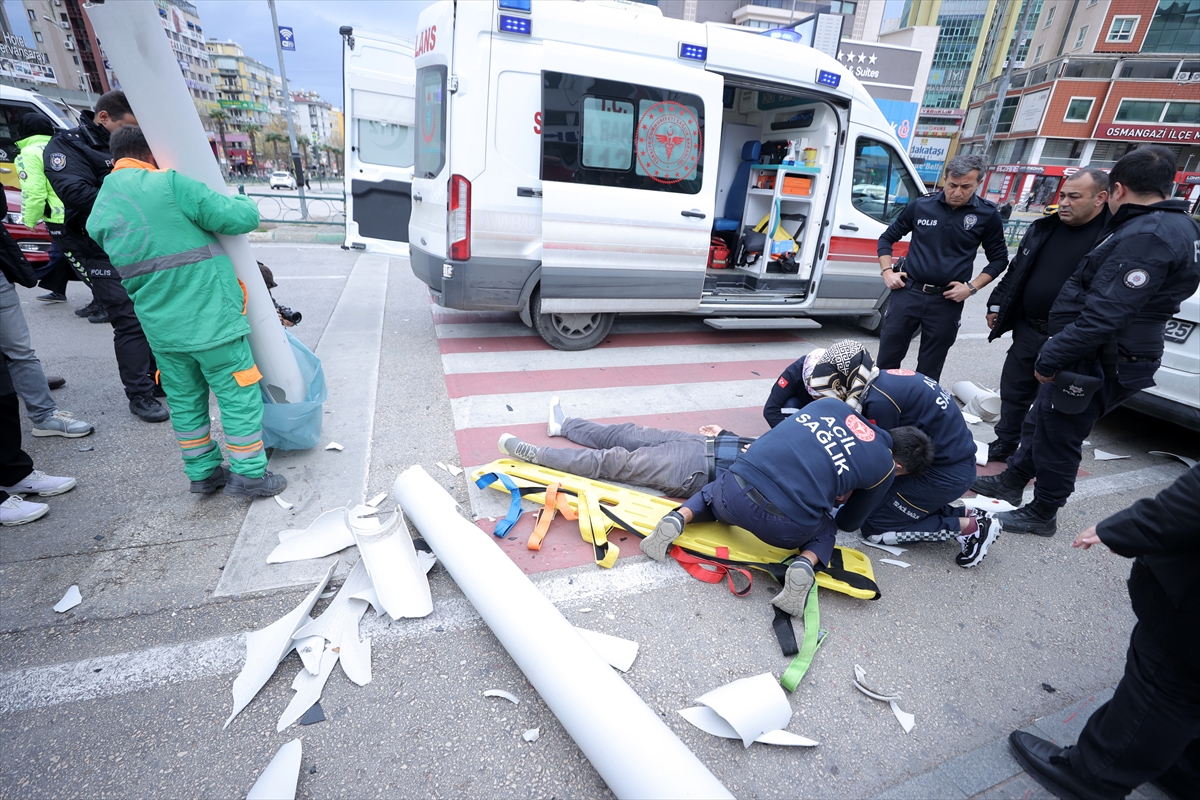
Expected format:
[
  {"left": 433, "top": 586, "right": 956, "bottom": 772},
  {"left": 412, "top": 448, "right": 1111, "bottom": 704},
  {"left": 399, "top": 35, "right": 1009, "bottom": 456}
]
[{"left": 86, "top": 125, "right": 286, "bottom": 499}]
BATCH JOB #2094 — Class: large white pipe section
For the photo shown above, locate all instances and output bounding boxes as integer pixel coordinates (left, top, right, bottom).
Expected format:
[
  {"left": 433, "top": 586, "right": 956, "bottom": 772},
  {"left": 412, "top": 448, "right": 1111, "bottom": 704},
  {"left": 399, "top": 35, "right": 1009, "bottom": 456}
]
[
  {"left": 394, "top": 466, "right": 733, "bottom": 800},
  {"left": 84, "top": 1, "right": 305, "bottom": 403}
]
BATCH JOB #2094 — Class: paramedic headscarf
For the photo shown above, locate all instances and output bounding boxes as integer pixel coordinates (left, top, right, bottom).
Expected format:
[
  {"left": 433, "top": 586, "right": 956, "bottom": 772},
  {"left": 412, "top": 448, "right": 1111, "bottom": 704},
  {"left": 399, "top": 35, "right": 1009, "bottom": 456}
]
[{"left": 806, "top": 340, "right": 879, "bottom": 412}]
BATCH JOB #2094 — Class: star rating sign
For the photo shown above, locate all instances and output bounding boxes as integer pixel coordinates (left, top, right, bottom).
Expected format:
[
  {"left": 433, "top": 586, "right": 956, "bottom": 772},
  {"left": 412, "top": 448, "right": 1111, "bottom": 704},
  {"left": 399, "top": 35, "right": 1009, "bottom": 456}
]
[
  {"left": 838, "top": 51, "right": 846, "bottom": 60},
  {"left": 868, "top": 54, "right": 877, "bottom": 64},
  {"left": 857, "top": 52, "right": 867, "bottom": 62},
  {"left": 842, "top": 50, "right": 854, "bottom": 61}
]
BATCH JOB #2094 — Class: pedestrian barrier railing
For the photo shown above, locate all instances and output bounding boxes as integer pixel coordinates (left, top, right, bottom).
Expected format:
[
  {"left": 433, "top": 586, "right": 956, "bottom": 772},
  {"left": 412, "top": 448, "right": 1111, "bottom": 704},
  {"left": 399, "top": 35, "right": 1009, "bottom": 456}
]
[
  {"left": 1004, "top": 219, "right": 1031, "bottom": 248},
  {"left": 238, "top": 187, "right": 346, "bottom": 227}
]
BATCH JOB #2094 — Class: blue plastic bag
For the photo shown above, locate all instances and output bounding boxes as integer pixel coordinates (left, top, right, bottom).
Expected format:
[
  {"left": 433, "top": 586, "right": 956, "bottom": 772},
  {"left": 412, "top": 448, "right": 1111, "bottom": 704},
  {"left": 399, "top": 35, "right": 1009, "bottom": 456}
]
[{"left": 260, "top": 330, "right": 327, "bottom": 450}]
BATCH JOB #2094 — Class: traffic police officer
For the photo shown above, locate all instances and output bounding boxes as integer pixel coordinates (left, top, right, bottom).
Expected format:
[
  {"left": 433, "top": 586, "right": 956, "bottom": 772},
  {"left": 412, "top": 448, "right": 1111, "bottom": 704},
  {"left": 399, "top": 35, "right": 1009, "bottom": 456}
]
[
  {"left": 44, "top": 90, "right": 168, "bottom": 423},
  {"left": 974, "top": 146, "right": 1200, "bottom": 536},
  {"left": 983, "top": 168, "right": 1111, "bottom": 463},
  {"left": 876, "top": 154, "right": 1009, "bottom": 381}
]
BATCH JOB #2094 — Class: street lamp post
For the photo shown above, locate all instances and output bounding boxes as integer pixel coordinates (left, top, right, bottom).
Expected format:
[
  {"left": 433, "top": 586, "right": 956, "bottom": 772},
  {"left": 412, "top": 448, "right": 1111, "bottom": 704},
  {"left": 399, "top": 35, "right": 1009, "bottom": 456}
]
[{"left": 267, "top": 0, "right": 307, "bottom": 218}]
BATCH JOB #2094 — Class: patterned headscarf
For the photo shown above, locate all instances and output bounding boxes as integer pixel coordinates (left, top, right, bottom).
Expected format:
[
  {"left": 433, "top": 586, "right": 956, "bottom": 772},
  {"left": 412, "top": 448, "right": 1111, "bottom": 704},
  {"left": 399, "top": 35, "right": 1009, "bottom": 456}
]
[
  {"left": 806, "top": 340, "right": 879, "bottom": 412},
  {"left": 802, "top": 348, "right": 825, "bottom": 398}
]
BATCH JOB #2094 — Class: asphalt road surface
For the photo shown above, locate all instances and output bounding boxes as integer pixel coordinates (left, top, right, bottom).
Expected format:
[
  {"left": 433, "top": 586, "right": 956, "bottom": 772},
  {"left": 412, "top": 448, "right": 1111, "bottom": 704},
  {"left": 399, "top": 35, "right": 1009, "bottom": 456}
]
[{"left": 1, "top": 246, "right": 1194, "bottom": 799}]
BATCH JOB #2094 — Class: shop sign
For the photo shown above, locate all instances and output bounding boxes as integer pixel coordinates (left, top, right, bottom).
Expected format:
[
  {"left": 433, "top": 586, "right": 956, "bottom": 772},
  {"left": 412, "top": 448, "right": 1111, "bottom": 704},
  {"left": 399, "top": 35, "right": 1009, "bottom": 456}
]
[
  {"left": 915, "top": 124, "right": 959, "bottom": 136},
  {"left": 1185, "top": 175, "right": 1200, "bottom": 184},
  {"left": 1096, "top": 124, "right": 1200, "bottom": 142}
]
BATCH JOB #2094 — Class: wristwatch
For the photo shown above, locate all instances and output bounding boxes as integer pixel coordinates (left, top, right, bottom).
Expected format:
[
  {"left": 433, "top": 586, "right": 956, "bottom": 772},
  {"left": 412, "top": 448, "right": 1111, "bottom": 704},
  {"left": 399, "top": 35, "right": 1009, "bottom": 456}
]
[{"left": 968, "top": 283, "right": 978, "bottom": 296}]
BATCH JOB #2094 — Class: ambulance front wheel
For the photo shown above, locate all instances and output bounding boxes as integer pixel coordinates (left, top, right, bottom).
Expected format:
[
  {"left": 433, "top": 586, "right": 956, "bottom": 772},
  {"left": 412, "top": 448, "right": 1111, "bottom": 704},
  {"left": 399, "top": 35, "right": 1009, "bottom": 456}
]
[
  {"left": 858, "top": 294, "right": 889, "bottom": 335},
  {"left": 531, "top": 290, "right": 615, "bottom": 351}
]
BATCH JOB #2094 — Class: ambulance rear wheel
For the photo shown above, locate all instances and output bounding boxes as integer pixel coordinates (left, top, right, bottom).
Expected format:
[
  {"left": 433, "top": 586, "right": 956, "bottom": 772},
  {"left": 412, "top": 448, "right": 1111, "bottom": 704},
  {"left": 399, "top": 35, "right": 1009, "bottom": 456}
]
[{"left": 531, "top": 290, "right": 615, "bottom": 351}]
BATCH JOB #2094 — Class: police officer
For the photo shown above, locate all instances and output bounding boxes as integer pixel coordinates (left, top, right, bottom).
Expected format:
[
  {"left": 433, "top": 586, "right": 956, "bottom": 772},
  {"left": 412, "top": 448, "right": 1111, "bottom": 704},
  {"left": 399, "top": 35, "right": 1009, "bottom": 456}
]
[
  {"left": 877, "top": 154, "right": 1009, "bottom": 381},
  {"left": 44, "top": 91, "right": 168, "bottom": 423},
  {"left": 974, "top": 146, "right": 1200, "bottom": 536},
  {"left": 983, "top": 168, "right": 1111, "bottom": 463},
  {"left": 1009, "top": 465, "right": 1199, "bottom": 799}
]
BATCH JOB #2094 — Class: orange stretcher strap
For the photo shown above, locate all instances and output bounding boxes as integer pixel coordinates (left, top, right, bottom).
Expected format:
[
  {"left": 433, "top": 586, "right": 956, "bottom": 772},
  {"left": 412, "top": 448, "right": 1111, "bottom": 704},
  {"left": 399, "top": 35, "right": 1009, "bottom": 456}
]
[{"left": 527, "top": 483, "right": 579, "bottom": 551}]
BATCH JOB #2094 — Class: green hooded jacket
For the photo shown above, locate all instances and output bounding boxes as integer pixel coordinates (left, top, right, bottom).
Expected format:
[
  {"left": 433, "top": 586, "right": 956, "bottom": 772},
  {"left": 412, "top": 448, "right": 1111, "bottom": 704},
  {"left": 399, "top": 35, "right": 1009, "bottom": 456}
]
[
  {"left": 15, "top": 134, "right": 65, "bottom": 227},
  {"left": 86, "top": 161, "right": 261, "bottom": 354}
]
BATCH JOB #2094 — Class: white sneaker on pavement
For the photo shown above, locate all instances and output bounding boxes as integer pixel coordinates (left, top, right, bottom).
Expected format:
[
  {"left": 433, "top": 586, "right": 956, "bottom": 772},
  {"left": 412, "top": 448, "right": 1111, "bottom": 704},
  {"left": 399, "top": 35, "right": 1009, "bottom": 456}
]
[
  {"left": 0, "top": 495, "right": 49, "bottom": 526},
  {"left": 548, "top": 396, "right": 565, "bottom": 437},
  {"left": 0, "top": 470, "right": 77, "bottom": 497},
  {"left": 31, "top": 410, "right": 94, "bottom": 438}
]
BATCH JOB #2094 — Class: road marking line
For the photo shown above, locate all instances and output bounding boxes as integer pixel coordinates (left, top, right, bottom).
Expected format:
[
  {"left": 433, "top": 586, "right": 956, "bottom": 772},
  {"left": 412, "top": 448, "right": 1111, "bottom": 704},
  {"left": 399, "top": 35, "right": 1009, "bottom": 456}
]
[
  {"left": 0, "top": 560, "right": 687, "bottom": 714},
  {"left": 442, "top": 340, "right": 810, "bottom": 375}
]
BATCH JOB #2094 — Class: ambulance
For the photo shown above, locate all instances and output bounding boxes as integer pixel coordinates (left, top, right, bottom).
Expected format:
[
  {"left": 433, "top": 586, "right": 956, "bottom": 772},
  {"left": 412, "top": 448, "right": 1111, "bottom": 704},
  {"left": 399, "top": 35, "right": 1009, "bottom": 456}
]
[{"left": 343, "top": 0, "right": 926, "bottom": 350}]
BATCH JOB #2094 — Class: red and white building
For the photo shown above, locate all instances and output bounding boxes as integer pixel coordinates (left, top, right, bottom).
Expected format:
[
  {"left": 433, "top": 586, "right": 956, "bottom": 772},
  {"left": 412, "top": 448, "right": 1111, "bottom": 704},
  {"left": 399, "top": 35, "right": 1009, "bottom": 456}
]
[{"left": 957, "top": 0, "right": 1200, "bottom": 212}]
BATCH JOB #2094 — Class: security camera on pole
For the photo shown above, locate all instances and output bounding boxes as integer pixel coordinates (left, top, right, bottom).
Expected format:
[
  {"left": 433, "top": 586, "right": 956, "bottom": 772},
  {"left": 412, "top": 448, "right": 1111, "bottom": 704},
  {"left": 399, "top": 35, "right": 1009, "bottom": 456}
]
[{"left": 270, "top": 0, "right": 307, "bottom": 220}]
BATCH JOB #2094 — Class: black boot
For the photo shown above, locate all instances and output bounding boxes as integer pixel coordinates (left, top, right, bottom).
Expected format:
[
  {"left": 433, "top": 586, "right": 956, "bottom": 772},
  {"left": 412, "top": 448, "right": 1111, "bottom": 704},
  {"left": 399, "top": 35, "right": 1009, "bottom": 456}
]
[
  {"left": 129, "top": 394, "right": 170, "bottom": 423},
  {"left": 190, "top": 465, "right": 230, "bottom": 494},
  {"left": 75, "top": 300, "right": 101, "bottom": 318},
  {"left": 971, "top": 470, "right": 1027, "bottom": 507},
  {"left": 997, "top": 499, "right": 1058, "bottom": 537},
  {"left": 987, "top": 440, "right": 1016, "bottom": 463},
  {"left": 224, "top": 470, "right": 287, "bottom": 498}
]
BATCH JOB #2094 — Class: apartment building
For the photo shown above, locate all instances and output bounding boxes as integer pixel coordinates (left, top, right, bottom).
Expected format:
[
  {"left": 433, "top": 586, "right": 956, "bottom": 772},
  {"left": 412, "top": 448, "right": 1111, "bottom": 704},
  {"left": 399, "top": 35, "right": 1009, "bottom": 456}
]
[{"left": 206, "top": 39, "right": 276, "bottom": 128}]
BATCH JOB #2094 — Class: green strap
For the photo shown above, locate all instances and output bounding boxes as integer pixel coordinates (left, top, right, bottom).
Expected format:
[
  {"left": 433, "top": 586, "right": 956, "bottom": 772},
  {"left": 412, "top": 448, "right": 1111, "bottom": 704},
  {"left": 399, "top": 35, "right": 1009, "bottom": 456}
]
[{"left": 780, "top": 581, "right": 826, "bottom": 692}]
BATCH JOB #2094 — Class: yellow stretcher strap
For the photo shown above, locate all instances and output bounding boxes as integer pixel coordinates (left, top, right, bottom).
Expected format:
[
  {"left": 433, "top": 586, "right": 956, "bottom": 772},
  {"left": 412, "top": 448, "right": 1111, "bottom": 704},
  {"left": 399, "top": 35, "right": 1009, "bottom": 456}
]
[{"left": 471, "top": 460, "right": 880, "bottom": 600}]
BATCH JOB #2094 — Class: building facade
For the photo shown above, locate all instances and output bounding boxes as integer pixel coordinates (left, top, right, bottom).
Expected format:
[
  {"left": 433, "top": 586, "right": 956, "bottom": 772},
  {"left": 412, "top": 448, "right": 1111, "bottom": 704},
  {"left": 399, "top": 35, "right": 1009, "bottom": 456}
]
[
  {"left": 155, "top": 0, "right": 215, "bottom": 102},
  {"left": 22, "top": 0, "right": 108, "bottom": 95},
  {"left": 958, "top": 0, "right": 1200, "bottom": 211},
  {"left": 206, "top": 40, "right": 276, "bottom": 128},
  {"left": 291, "top": 90, "right": 333, "bottom": 149}
]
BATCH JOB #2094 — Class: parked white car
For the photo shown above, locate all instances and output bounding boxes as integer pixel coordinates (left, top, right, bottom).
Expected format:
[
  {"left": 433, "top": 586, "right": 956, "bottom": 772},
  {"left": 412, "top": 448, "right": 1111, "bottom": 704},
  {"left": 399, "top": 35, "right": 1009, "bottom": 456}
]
[
  {"left": 1124, "top": 286, "right": 1200, "bottom": 432},
  {"left": 269, "top": 170, "right": 297, "bottom": 190}
]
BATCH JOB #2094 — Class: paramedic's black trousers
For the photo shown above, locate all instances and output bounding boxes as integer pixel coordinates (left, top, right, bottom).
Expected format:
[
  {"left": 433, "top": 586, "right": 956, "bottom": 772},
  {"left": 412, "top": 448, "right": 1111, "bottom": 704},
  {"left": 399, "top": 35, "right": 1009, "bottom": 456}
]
[
  {"left": 1067, "top": 623, "right": 1200, "bottom": 796},
  {"left": 875, "top": 284, "right": 964, "bottom": 383}
]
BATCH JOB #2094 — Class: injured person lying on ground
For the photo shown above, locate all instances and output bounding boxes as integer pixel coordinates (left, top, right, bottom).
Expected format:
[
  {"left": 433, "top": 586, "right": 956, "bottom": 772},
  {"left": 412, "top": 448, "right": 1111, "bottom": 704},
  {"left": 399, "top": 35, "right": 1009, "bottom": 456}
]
[
  {"left": 640, "top": 397, "right": 934, "bottom": 617},
  {"left": 498, "top": 397, "right": 755, "bottom": 499}
]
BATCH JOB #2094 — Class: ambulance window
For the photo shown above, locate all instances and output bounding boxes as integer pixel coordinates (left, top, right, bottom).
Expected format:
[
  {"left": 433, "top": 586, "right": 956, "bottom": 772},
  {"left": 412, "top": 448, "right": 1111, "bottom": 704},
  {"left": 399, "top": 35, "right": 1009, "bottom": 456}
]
[
  {"left": 414, "top": 65, "right": 446, "bottom": 179},
  {"left": 542, "top": 71, "right": 704, "bottom": 194},
  {"left": 852, "top": 137, "right": 920, "bottom": 223},
  {"left": 582, "top": 97, "right": 634, "bottom": 170},
  {"left": 357, "top": 120, "right": 414, "bottom": 169}
]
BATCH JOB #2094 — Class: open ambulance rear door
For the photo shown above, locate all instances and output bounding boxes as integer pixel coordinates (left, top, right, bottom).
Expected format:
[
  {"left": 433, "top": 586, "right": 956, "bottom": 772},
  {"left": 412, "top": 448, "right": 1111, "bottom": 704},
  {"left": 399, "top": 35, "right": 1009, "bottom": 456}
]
[{"left": 342, "top": 27, "right": 415, "bottom": 255}]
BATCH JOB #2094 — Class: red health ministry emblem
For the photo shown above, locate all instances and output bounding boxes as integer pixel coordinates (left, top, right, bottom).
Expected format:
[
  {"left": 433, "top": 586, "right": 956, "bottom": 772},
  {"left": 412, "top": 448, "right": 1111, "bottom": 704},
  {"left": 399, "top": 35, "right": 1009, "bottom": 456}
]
[
  {"left": 846, "top": 415, "right": 875, "bottom": 442},
  {"left": 778, "top": 377, "right": 789, "bottom": 388},
  {"left": 886, "top": 369, "right": 916, "bottom": 376},
  {"left": 636, "top": 101, "right": 701, "bottom": 184}
]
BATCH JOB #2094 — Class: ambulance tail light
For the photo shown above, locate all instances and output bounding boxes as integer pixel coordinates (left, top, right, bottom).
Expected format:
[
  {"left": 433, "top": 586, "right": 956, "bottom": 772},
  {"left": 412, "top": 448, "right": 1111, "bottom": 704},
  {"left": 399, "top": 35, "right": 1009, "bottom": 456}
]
[{"left": 448, "top": 174, "right": 472, "bottom": 261}]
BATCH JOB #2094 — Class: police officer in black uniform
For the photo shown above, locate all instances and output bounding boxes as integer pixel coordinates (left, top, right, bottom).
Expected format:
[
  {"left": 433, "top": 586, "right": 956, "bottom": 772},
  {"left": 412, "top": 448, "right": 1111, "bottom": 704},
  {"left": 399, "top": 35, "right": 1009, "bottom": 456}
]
[
  {"left": 974, "top": 146, "right": 1200, "bottom": 536},
  {"left": 876, "top": 154, "right": 1009, "bottom": 381},
  {"left": 44, "top": 91, "right": 168, "bottom": 423},
  {"left": 983, "top": 167, "right": 1111, "bottom": 463}
]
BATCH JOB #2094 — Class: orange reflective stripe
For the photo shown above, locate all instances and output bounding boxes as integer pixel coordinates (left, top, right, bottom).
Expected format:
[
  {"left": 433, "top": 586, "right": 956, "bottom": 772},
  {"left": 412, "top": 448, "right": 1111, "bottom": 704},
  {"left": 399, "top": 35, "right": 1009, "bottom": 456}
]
[
  {"left": 226, "top": 440, "right": 262, "bottom": 452},
  {"left": 177, "top": 435, "right": 211, "bottom": 448},
  {"left": 238, "top": 278, "right": 248, "bottom": 315},
  {"left": 526, "top": 483, "right": 579, "bottom": 551},
  {"left": 232, "top": 364, "right": 263, "bottom": 387}
]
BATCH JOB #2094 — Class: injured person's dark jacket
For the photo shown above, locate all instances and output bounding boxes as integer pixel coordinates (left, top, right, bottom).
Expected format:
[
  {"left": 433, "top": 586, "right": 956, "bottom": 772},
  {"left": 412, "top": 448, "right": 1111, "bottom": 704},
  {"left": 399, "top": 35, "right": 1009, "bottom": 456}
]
[{"left": 1096, "top": 464, "right": 1200, "bottom": 670}]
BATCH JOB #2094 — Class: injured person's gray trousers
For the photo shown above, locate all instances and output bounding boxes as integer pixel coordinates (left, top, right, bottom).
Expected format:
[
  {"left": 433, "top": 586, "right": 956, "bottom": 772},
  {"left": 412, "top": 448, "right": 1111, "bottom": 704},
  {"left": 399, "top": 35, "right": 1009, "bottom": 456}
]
[{"left": 535, "top": 419, "right": 709, "bottom": 498}]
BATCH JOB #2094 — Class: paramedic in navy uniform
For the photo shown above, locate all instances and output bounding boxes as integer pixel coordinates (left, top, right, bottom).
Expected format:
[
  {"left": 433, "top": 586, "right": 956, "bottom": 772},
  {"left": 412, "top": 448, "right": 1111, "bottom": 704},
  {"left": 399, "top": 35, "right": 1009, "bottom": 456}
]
[{"left": 876, "top": 154, "right": 1009, "bottom": 382}]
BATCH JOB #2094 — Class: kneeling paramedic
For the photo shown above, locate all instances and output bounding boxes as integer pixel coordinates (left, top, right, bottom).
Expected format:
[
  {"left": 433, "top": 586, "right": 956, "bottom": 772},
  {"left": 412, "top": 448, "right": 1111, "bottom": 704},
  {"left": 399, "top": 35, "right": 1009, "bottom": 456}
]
[
  {"left": 85, "top": 126, "right": 286, "bottom": 498},
  {"left": 790, "top": 341, "right": 993, "bottom": 568},
  {"left": 641, "top": 396, "right": 933, "bottom": 616}
]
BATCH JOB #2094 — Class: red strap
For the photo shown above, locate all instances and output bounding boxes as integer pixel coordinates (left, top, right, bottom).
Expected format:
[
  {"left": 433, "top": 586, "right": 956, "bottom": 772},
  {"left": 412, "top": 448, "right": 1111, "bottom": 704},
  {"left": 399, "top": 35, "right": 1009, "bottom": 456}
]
[{"left": 669, "top": 546, "right": 752, "bottom": 597}]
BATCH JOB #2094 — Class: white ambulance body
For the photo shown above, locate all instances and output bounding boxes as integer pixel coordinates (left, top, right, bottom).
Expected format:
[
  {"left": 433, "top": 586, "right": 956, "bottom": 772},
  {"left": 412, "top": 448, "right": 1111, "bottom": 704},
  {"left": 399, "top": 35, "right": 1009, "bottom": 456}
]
[{"left": 348, "top": 1, "right": 925, "bottom": 350}]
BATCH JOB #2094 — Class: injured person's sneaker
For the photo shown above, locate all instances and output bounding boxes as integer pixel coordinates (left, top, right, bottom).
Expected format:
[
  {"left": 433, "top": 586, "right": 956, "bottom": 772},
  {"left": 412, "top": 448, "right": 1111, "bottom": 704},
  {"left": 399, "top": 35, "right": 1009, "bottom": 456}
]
[
  {"left": 640, "top": 510, "right": 684, "bottom": 562},
  {"left": 548, "top": 396, "right": 565, "bottom": 438},
  {"left": 971, "top": 471, "right": 1027, "bottom": 508},
  {"left": 190, "top": 464, "right": 231, "bottom": 494},
  {"left": 224, "top": 470, "right": 287, "bottom": 498},
  {"left": 955, "top": 513, "right": 998, "bottom": 568},
  {"left": 996, "top": 501, "right": 1058, "bottom": 537},
  {"left": 498, "top": 433, "right": 540, "bottom": 464},
  {"left": 771, "top": 557, "right": 816, "bottom": 616}
]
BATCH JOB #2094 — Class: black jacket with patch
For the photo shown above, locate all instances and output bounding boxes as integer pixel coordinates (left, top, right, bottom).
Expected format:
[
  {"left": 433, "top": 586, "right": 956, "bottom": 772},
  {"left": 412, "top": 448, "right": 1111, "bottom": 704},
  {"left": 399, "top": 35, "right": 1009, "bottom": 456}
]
[
  {"left": 43, "top": 112, "right": 113, "bottom": 238},
  {"left": 1037, "top": 200, "right": 1200, "bottom": 375},
  {"left": 877, "top": 190, "right": 1009, "bottom": 285},
  {"left": 986, "top": 208, "right": 1111, "bottom": 341},
  {"left": 1097, "top": 464, "right": 1200, "bottom": 669}
]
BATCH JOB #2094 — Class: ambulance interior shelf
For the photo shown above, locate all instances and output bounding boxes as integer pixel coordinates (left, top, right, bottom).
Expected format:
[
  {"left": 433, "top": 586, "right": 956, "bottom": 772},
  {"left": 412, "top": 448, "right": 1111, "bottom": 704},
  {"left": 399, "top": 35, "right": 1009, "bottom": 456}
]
[{"left": 732, "top": 164, "right": 816, "bottom": 277}]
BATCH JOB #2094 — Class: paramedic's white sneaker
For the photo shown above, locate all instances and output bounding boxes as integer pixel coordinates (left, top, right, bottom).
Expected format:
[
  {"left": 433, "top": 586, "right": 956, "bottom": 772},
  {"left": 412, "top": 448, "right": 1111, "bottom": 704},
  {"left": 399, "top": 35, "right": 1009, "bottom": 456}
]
[
  {"left": 548, "top": 396, "right": 565, "bottom": 438},
  {"left": 1, "top": 495, "right": 49, "bottom": 526},
  {"left": 640, "top": 510, "right": 684, "bottom": 562},
  {"left": 0, "top": 470, "right": 77, "bottom": 497},
  {"left": 498, "top": 434, "right": 540, "bottom": 464},
  {"left": 771, "top": 557, "right": 815, "bottom": 617}
]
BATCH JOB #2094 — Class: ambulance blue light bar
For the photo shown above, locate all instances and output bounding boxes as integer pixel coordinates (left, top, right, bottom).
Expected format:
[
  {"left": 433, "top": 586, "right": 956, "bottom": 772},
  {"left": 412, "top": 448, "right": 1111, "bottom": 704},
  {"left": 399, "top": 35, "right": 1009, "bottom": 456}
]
[
  {"left": 816, "top": 69, "right": 841, "bottom": 88},
  {"left": 498, "top": 0, "right": 532, "bottom": 10},
  {"left": 498, "top": 14, "right": 532, "bottom": 35},
  {"left": 678, "top": 42, "right": 708, "bottom": 61}
]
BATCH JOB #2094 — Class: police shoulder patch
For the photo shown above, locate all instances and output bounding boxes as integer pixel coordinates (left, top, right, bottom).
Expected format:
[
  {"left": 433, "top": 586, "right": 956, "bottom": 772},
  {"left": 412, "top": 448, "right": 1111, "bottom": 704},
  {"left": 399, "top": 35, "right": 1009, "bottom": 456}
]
[
  {"left": 49, "top": 153, "right": 66, "bottom": 171},
  {"left": 17, "top": 171, "right": 26, "bottom": 181},
  {"left": 1123, "top": 268, "right": 1149, "bottom": 289}
]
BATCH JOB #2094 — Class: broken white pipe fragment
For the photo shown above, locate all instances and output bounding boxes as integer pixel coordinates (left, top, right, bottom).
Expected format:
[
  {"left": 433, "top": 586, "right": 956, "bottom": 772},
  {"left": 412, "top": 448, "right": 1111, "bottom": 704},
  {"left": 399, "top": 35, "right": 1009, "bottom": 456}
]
[
  {"left": 292, "top": 559, "right": 373, "bottom": 686},
  {"left": 268, "top": 506, "right": 356, "bottom": 563},
  {"left": 679, "top": 706, "right": 818, "bottom": 747},
  {"left": 349, "top": 506, "right": 432, "bottom": 620},
  {"left": 953, "top": 381, "right": 1002, "bottom": 421},
  {"left": 574, "top": 627, "right": 639, "bottom": 673},
  {"left": 83, "top": 1, "right": 304, "bottom": 403},
  {"left": 394, "top": 466, "right": 733, "bottom": 800},
  {"left": 246, "top": 738, "right": 302, "bottom": 800},
  {"left": 483, "top": 689, "right": 520, "bottom": 705},
  {"left": 53, "top": 585, "right": 82, "bottom": 613}
]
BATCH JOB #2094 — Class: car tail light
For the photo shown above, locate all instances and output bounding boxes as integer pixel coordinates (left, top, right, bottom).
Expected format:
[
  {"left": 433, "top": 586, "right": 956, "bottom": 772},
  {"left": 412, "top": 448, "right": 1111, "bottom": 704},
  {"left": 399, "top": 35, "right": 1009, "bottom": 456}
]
[{"left": 448, "top": 174, "right": 471, "bottom": 261}]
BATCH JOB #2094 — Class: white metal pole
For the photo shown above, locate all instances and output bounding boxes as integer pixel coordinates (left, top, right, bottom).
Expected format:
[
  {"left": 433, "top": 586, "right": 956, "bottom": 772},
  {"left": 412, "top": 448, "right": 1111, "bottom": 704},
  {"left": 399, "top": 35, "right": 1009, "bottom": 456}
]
[
  {"left": 394, "top": 466, "right": 734, "bottom": 800},
  {"left": 83, "top": 0, "right": 306, "bottom": 403},
  {"left": 268, "top": 0, "right": 307, "bottom": 218}
]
